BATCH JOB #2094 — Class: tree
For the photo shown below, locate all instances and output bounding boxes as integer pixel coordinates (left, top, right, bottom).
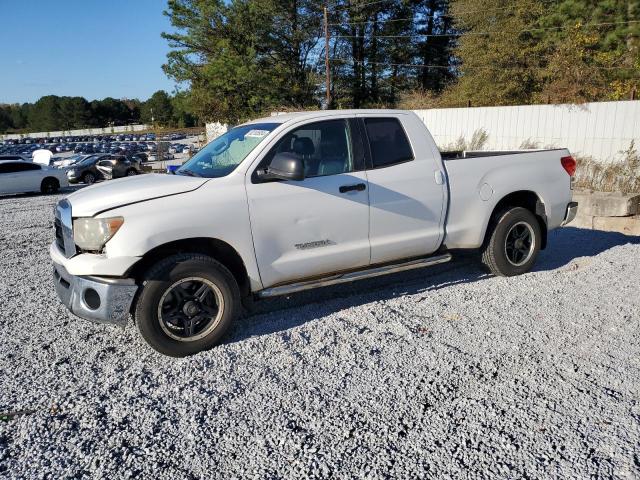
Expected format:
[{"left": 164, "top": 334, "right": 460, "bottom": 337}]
[
  {"left": 141, "top": 90, "right": 174, "bottom": 125},
  {"left": 90, "top": 97, "right": 135, "bottom": 126},
  {"left": 28, "top": 95, "right": 62, "bottom": 131},
  {"left": 443, "top": 0, "right": 640, "bottom": 106},
  {"left": 0, "top": 106, "right": 13, "bottom": 133},
  {"left": 171, "top": 90, "right": 197, "bottom": 127},
  {"left": 162, "top": 0, "right": 322, "bottom": 123},
  {"left": 59, "top": 97, "right": 91, "bottom": 130},
  {"left": 442, "top": 0, "right": 548, "bottom": 106},
  {"left": 538, "top": 0, "right": 640, "bottom": 101}
]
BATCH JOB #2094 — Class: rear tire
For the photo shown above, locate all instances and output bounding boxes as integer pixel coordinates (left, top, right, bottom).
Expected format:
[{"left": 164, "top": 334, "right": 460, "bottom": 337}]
[
  {"left": 481, "top": 207, "right": 541, "bottom": 277},
  {"left": 134, "top": 254, "right": 240, "bottom": 357},
  {"left": 40, "top": 177, "right": 59, "bottom": 194},
  {"left": 82, "top": 172, "right": 96, "bottom": 184},
  {"left": 126, "top": 169, "right": 137, "bottom": 176}
]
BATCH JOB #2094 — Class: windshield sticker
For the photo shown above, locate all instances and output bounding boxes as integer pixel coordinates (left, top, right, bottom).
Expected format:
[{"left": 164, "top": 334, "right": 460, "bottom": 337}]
[{"left": 245, "top": 129, "right": 270, "bottom": 138}]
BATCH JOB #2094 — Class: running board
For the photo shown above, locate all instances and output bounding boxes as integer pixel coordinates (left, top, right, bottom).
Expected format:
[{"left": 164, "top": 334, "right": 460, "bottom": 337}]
[{"left": 257, "top": 253, "right": 452, "bottom": 298}]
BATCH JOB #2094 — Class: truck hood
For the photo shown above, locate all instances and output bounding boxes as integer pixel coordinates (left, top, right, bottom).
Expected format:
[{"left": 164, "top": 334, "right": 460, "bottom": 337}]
[{"left": 67, "top": 174, "right": 208, "bottom": 217}]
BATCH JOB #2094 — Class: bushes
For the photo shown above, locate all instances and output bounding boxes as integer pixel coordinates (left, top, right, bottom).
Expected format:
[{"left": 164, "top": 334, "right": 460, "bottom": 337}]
[{"left": 574, "top": 142, "right": 640, "bottom": 194}]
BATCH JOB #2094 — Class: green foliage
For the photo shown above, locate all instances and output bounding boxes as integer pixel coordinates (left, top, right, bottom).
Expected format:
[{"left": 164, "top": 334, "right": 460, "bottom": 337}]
[
  {"left": 0, "top": 91, "right": 200, "bottom": 133},
  {"left": 443, "top": 0, "right": 640, "bottom": 106},
  {"left": 0, "top": 107, "right": 13, "bottom": 133},
  {"left": 162, "top": 0, "right": 456, "bottom": 120},
  {"left": 442, "top": 0, "right": 548, "bottom": 106},
  {"left": 162, "top": 0, "right": 323, "bottom": 124},
  {"left": 171, "top": 91, "right": 197, "bottom": 127},
  {"left": 141, "top": 90, "right": 174, "bottom": 125}
]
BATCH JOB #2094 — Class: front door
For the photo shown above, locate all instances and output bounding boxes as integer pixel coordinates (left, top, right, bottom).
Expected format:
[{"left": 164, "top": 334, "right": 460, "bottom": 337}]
[{"left": 246, "top": 119, "right": 370, "bottom": 288}]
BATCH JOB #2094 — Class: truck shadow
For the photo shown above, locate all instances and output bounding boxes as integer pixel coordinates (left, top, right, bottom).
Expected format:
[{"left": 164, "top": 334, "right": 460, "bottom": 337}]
[
  {"left": 228, "top": 227, "right": 639, "bottom": 344},
  {"left": 535, "top": 226, "right": 640, "bottom": 271}
]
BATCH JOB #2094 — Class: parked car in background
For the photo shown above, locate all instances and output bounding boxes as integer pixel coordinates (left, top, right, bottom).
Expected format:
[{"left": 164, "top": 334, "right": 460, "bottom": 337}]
[
  {"left": 129, "top": 152, "right": 148, "bottom": 163},
  {"left": 147, "top": 152, "right": 174, "bottom": 162},
  {"left": 66, "top": 154, "right": 109, "bottom": 184},
  {"left": 95, "top": 155, "right": 143, "bottom": 180},
  {"left": 0, "top": 160, "right": 68, "bottom": 195},
  {"left": 53, "top": 154, "right": 86, "bottom": 168}
]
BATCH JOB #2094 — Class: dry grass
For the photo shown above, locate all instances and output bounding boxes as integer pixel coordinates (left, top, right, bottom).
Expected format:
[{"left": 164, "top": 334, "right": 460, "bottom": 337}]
[
  {"left": 441, "top": 128, "right": 489, "bottom": 151},
  {"left": 574, "top": 142, "right": 640, "bottom": 194}
]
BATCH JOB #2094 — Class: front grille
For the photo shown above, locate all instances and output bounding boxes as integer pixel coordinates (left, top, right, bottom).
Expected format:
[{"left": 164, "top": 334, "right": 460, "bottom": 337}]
[{"left": 54, "top": 218, "right": 65, "bottom": 252}]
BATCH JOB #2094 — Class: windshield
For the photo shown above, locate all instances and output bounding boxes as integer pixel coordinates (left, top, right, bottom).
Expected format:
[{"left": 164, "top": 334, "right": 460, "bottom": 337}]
[{"left": 177, "top": 123, "right": 279, "bottom": 178}]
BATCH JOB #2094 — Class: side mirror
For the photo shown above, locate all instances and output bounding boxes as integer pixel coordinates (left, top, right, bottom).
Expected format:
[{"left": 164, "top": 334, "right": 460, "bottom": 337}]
[{"left": 260, "top": 152, "right": 305, "bottom": 181}]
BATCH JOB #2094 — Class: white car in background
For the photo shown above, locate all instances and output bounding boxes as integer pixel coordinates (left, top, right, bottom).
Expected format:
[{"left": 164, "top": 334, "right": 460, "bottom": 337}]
[{"left": 0, "top": 160, "right": 69, "bottom": 195}]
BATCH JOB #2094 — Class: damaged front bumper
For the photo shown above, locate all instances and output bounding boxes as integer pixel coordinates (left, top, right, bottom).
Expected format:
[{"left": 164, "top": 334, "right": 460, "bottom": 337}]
[{"left": 52, "top": 262, "right": 138, "bottom": 326}]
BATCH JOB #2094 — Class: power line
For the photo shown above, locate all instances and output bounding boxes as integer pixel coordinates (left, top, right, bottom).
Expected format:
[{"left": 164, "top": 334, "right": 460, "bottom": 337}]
[
  {"left": 330, "top": 57, "right": 640, "bottom": 73},
  {"left": 329, "top": 16, "right": 413, "bottom": 27},
  {"left": 333, "top": 19, "right": 640, "bottom": 39}
]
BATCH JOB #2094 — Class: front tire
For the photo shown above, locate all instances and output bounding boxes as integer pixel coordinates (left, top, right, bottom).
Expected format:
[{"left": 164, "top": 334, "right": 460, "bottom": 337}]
[
  {"left": 481, "top": 207, "right": 541, "bottom": 277},
  {"left": 134, "top": 254, "right": 240, "bottom": 357},
  {"left": 82, "top": 172, "right": 96, "bottom": 184}
]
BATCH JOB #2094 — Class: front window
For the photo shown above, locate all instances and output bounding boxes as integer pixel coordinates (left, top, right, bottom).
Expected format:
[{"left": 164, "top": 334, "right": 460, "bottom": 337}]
[{"left": 177, "top": 123, "right": 280, "bottom": 178}]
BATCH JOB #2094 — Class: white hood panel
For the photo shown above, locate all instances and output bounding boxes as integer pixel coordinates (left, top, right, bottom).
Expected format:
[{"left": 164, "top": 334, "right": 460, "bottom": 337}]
[{"left": 67, "top": 174, "right": 208, "bottom": 217}]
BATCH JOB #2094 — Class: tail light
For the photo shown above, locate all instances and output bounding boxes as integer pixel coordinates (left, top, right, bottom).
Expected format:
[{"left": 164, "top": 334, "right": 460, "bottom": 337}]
[{"left": 561, "top": 155, "right": 576, "bottom": 176}]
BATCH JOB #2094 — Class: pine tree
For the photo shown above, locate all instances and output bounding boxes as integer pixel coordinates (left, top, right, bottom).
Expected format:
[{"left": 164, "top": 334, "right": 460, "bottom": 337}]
[{"left": 444, "top": 0, "right": 548, "bottom": 106}]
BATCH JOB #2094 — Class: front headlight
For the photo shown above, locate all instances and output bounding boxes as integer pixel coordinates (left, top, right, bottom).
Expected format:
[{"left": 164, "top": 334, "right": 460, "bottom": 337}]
[{"left": 73, "top": 217, "right": 124, "bottom": 251}]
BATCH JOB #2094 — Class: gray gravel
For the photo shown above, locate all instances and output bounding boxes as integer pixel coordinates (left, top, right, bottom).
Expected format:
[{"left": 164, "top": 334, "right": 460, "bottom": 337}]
[{"left": 1, "top": 190, "right": 639, "bottom": 479}]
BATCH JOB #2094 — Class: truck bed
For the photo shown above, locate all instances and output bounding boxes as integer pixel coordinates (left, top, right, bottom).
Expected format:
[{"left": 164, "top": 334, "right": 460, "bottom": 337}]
[{"left": 441, "top": 148, "right": 572, "bottom": 250}]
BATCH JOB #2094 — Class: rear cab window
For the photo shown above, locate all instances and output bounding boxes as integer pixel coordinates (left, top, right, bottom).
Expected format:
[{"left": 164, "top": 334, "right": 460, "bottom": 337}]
[{"left": 363, "top": 117, "right": 414, "bottom": 169}]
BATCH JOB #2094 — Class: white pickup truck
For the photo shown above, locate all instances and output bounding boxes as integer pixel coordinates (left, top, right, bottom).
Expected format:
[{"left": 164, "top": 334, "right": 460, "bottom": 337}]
[{"left": 51, "top": 110, "right": 578, "bottom": 357}]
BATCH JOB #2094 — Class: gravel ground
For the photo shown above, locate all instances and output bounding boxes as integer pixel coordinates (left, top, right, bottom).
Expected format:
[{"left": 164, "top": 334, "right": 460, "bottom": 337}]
[{"left": 1, "top": 190, "right": 639, "bottom": 479}]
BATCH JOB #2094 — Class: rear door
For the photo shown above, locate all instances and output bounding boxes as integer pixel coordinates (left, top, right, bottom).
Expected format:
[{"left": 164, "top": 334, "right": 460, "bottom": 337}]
[{"left": 358, "top": 114, "right": 446, "bottom": 264}]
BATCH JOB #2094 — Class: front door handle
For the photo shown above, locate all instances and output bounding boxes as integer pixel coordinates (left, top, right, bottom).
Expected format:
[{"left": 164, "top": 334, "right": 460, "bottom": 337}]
[{"left": 339, "top": 183, "right": 366, "bottom": 193}]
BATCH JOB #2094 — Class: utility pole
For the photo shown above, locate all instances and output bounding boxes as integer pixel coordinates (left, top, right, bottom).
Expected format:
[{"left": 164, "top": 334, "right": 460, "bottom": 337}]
[{"left": 324, "top": 5, "right": 331, "bottom": 109}]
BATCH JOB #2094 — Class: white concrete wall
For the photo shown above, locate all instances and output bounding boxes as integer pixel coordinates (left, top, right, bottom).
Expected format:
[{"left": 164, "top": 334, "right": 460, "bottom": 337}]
[
  {"left": 1, "top": 124, "right": 151, "bottom": 141},
  {"left": 414, "top": 101, "right": 640, "bottom": 163}
]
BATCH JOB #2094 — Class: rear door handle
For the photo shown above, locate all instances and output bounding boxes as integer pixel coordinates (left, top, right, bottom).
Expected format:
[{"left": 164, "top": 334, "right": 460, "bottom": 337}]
[{"left": 339, "top": 183, "right": 366, "bottom": 193}]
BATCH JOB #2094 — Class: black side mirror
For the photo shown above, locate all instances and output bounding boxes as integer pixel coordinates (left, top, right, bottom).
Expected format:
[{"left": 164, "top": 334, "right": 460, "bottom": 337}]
[{"left": 259, "top": 152, "right": 305, "bottom": 181}]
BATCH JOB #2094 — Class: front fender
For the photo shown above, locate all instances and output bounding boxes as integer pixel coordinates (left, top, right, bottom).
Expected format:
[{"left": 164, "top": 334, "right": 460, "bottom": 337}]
[{"left": 99, "top": 181, "right": 263, "bottom": 290}]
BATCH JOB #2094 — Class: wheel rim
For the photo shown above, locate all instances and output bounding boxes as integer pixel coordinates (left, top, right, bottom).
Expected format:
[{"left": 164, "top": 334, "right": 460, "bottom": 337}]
[
  {"left": 44, "top": 181, "right": 54, "bottom": 193},
  {"left": 127, "top": 170, "right": 137, "bottom": 176},
  {"left": 85, "top": 174, "right": 95, "bottom": 184},
  {"left": 157, "top": 277, "right": 224, "bottom": 342},
  {"left": 504, "top": 221, "right": 535, "bottom": 267}
]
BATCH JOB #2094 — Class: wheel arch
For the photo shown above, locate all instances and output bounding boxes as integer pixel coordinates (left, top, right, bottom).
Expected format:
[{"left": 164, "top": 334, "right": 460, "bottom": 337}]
[
  {"left": 483, "top": 190, "right": 548, "bottom": 250},
  {"left": 128, "top": 237, "right": 250, "bottom": 297}
]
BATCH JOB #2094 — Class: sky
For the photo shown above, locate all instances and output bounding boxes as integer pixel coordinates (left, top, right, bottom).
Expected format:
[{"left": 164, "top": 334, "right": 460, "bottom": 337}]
[{"left": 0, "top": 0, "right": 178, "bottom": 104}]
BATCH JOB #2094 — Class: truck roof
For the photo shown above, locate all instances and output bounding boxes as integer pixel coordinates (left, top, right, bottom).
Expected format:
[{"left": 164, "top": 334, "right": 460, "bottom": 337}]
[{"left": 244, "top": 109, "right": 414, "bottom": 126}]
